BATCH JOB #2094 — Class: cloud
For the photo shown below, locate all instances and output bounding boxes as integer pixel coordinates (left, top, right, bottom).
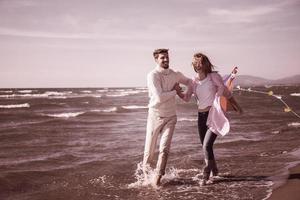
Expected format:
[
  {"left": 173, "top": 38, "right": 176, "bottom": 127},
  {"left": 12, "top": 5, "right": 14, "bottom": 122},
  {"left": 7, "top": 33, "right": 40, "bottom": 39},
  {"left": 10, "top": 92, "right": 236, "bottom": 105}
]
[
  {"left": 0, "top": 27, "right": 96, "bottom": 39},
  {"left": 208, "top": 5, "right": 279, "bottom": 23},
  {"left": 0, "top": 0, "right": 38, "bottom": 8}
]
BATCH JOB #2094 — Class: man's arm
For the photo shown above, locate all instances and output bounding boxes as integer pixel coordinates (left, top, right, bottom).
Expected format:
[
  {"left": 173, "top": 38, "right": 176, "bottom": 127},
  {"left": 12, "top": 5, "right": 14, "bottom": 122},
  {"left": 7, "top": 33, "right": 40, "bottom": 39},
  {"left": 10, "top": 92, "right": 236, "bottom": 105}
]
[
  {"left": 147, "top": 73, "right": 176, "bottom": 104},
  {"left": 176, "top": 71, "right": 192, "bottom": 86}
]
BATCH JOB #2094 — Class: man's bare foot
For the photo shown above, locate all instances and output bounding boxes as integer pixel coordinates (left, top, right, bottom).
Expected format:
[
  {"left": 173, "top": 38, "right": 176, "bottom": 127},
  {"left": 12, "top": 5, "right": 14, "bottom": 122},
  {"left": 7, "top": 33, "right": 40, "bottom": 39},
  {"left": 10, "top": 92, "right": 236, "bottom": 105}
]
[{"left": 199, "top": 179, "right": 207, "bottom": 186}]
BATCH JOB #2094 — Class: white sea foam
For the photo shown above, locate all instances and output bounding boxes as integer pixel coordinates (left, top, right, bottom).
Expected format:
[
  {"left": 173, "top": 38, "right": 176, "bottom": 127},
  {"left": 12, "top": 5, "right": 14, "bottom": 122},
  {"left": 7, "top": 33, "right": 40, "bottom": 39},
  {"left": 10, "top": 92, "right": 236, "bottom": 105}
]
[
  {"left": 123, "top": 90, "right": 146, "bottom": 95},
  {"left": 0, "top": 94, "right": 18, "bottom": 98},
  {"left": 106, "top": 89, "right": 146, "bottom": 97},
  {"left": 0, "top": 103, "right": 30, "bottom": 108},
  {"left": 89, "top": 175, "right": 107, "bottom": 184},
  {"left": 44, "top": 91, "right": 65, "bottom": 96},
  {"left": 48, "top": 96, "right": 67, "bottom": 99},
  {"left": 111, "top": 89, "right": 127, "bottom": 92},
  {"left": 178, "top": 117, "right": 197, "bottom": 122},
  {"left": 261, "top": 181, "right": 274, "bottom": 200},
  {"left": 106, "top": 93, "right": 129, "bottom": 97},
  {"left": 122, "top": 105, "right": 148, "bottom": 109},
  {"left": 288, "top": 122, "right": 300, "bottom": 127},
  {"left": 97, "top": 89, "right": 109, "bottom": 93},
  {"left": 0, "top": 152, "right": 64, "bottom": 165},
  {"left": 290, "top": 93, "right": 300, "bottom": 97},
  {"left": 91, "top": 107, "right": 117, "bottom": 113},
  {"left": 136, "top": 87, "right": 148, "bottom": 90},
  {"left": 43, "top": 112, "right": 84, "bottom": 118},
  {"left": 103, "top": 107, "right": 118, "bottom": 112},
  {"left": 81, "top": 90, "right": 92, "bottom": 93},
  {"left": 271, "top": 130, "right": 280, "bottom": 134},
  {"left": 18, "top": 90, "right": 33, "bottom": 93},
  {"left": 1, "top": 90, "right": 13, "bottom": 93},
  {"left": 0, "top": 91, "right": 67, "bottom": 98}
]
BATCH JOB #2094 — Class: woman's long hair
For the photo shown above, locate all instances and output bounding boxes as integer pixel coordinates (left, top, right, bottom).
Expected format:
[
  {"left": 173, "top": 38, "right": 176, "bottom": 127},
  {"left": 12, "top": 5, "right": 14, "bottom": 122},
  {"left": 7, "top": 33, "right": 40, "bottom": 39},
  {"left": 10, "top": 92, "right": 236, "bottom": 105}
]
[{"left": 192, "top": 53, "right": 214, "bottom": 76}]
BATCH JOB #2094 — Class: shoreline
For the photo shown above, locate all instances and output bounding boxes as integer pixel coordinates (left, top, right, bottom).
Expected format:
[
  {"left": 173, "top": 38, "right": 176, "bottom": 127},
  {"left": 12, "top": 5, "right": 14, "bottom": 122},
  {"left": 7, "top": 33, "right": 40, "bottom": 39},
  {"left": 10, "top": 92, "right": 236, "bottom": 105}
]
[{"left": 268, "top": 163, "right": 300, "bottom": 200}]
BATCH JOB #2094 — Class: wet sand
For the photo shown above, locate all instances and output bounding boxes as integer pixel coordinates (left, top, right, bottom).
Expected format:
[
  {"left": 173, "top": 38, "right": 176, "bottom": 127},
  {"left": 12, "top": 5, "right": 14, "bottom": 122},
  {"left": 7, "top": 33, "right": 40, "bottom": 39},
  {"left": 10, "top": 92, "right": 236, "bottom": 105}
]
[{"left": 268, "top": 164, "right": 300, "bottom": 200}]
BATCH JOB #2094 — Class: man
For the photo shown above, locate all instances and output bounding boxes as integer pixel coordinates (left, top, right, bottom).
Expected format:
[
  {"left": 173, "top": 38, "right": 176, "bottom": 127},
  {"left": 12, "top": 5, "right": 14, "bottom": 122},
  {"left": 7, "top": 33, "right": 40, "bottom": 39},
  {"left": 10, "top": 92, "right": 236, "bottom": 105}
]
[{"left": 143, "top": 48, "right": 191, "bottom": 186}]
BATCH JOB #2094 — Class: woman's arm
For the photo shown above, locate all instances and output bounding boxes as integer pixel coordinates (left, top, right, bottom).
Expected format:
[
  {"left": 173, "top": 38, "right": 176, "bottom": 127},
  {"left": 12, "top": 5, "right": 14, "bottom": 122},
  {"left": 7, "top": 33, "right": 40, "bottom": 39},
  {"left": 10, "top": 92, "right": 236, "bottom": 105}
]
[
  {"left": 211, "top": 72, "right": 243, "bottom": 114},
  {"left": 211, "top": 72, "right": 232, "bottom": 98}
]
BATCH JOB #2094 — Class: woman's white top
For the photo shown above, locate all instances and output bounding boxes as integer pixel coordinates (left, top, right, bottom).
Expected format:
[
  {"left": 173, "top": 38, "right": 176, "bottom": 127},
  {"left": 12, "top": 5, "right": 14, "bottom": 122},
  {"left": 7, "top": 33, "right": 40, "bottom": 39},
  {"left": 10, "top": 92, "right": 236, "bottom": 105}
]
[
  {"left": 194, "top": 77, "right": 217, "bottom": 109},
  {"left": 183, "top": 72, "right": 234, "bottom": 136}
]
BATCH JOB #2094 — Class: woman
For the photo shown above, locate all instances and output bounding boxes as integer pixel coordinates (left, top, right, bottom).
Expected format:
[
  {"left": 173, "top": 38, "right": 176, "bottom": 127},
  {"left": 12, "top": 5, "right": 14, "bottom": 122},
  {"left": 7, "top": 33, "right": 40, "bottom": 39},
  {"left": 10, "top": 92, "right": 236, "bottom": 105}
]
[{"left": 178, "top": 52, "right": 243, "bottom": 186}]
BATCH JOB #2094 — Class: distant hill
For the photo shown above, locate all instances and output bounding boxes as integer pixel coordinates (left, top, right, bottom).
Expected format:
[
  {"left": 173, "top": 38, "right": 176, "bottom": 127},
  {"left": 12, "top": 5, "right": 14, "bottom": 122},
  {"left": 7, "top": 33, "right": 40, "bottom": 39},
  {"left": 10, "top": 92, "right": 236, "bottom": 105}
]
[{"left": 233, "top": 74, "right": 300, "bottom": 87}]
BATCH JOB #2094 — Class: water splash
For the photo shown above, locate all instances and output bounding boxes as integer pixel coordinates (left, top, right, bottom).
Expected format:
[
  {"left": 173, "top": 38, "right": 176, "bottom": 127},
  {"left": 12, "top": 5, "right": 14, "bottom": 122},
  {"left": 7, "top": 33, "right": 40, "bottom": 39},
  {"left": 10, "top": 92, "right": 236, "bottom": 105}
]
[
  {"left": 128, "top": 163, "right": 201, "bottom": 189},
  {"left": 128, "top": 162, "right": 158, "bottom": 188},
  {"left": 89, "top": 175, "right": 107, "bottom": 185}
]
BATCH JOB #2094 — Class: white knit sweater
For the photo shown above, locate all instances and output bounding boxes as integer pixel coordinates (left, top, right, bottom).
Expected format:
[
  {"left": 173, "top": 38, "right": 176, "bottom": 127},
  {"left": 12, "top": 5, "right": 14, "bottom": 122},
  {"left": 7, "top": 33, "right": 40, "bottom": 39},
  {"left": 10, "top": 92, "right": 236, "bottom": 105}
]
[{"left": 147, "top": 66, "right": 191, "bottom": 117}]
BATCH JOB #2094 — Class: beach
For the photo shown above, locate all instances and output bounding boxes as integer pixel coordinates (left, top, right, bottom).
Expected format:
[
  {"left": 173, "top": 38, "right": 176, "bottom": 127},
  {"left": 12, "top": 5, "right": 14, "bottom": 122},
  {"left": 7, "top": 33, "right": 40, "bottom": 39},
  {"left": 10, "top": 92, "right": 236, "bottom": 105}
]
[
  {"left": 268, "top": 164, "right": 300, "bottom": 200},
  {"left": 0, "top": 86, "right": 299, "bottom": 200}
]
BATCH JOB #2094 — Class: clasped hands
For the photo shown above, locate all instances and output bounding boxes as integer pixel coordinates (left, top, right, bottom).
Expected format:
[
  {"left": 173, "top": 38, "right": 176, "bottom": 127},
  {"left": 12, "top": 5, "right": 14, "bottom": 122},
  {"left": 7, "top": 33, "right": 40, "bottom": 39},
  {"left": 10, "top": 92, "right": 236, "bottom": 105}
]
[{"left": 172, "top": 83, "right": 184, "bottom": 99}]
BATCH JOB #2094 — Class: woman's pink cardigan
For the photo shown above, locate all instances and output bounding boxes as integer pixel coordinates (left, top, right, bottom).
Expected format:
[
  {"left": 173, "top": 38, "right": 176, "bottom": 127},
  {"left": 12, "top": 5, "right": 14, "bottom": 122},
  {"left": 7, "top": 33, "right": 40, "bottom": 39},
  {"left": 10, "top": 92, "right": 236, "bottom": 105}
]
[{"left": 183, "top": 72, "right": 232, "bottom": 136}]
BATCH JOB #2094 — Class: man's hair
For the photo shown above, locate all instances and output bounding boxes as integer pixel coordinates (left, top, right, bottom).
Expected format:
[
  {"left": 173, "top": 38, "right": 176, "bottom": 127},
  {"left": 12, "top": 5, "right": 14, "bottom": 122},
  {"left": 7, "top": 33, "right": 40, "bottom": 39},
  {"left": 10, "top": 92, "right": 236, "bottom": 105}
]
[
  {"left": 192, "top": 52, "right": 214, "bottom": 75},
  {"left": 153, "top": 48, "right": 169, "bottom": 59}
]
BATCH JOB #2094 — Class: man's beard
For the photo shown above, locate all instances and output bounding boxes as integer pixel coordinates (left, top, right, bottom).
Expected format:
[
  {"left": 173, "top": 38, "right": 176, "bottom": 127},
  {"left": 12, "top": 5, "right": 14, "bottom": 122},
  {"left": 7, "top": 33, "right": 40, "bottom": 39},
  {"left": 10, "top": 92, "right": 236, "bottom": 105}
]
[{"left": 162, "top": 62, "right": 169, "bottom": 69}]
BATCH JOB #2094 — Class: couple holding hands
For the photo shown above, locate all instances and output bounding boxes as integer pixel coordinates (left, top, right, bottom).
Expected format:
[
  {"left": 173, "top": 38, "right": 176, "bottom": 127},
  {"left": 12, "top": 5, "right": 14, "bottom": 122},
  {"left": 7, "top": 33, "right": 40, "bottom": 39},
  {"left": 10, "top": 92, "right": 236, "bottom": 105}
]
[{"left": 142, "top": 48, "right": 243, "bottom": 187}]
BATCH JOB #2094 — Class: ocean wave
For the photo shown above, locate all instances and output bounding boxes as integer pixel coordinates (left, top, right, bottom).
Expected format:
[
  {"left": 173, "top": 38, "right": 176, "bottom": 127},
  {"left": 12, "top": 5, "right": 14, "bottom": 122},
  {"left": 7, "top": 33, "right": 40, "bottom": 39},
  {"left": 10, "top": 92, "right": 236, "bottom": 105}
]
[
  {"left": 42, "top": 112, "right": 85, "bottom": 118},
  {"left": 1, "top": 90, "right": 13, "bottom": 93},
  {"left": 290, "top": 93, "right": 300, "bottom": 97},
  {"left": 30, "top": 102, "right": 67, "bottom": 109},
  {"left": 44, "top": 91, "right": 66, "bottom": 96},
  {"left": 81, "top": 90, "right": 92, "bottom": 93},
  {"left": 0, "top": 103, "right": 30, "bottom": 109},
  {"left": 40, "top": 107, "right": 119, "bottom": 118},
  {"left": 0, "top": 91, "right": 68, "bottom": 99},
  {"left": 97, "top": 89, "right": 109, "bottom": 93},
  {"left": 124, "top": 90, "right": 147, "bottom": 94},
  {"left": 106, "top": 93, "right": 130, "bottom": 97},
  {"left": 48, "top": 96, "right": 68, "bottom": 99},
  {"left": 122, "top": 105, "right": 148, "bottom": 110},
  {"left": 18, "top": 90, "right": 33, "bottom": 93},
  {"left": 106, "top": 89, "right": 148, "bottom": 97},
  {"left": 91, "top": 107, "right": 117, "bottom": 113},
  {"left": 135, "top": 87, "right": 148, "bottom": 90},
  {"left": 0, "top": 94, "right": 18, "bottom": 98},
  {"left": 288, "top": 122, "right": 300, "bottom": 127},
  {"left": 178, "top": 117, "right": 197, "bottom": 122},
  {"left": 0, "top": 152, "right": 62, "bottom": 166},
  {"left": 110, "top": 89, "right": 127, "bottom": 92}
]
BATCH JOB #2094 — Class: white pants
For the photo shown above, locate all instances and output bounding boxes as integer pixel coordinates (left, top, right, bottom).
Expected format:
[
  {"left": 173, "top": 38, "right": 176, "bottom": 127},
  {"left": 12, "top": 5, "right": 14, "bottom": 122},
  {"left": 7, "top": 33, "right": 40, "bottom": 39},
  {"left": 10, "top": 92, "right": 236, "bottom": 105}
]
[{"left": 143, "top": 111, "right": 177, "bottom": 176}]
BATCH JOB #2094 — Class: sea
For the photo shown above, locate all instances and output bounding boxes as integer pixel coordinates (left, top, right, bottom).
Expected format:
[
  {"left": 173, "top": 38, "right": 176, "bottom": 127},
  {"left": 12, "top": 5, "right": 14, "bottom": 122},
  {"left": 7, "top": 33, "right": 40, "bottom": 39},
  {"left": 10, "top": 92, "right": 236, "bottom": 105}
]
[{"left": 0, "top": 86, "right": 299, "bottom": 200}]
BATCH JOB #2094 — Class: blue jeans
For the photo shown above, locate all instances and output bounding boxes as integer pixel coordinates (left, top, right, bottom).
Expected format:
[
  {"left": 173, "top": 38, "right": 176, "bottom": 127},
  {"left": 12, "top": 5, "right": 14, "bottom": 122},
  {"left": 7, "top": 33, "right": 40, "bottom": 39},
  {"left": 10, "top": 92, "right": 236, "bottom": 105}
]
[{"left": 197, "top": 111, "right": 217, "bottom": 161}]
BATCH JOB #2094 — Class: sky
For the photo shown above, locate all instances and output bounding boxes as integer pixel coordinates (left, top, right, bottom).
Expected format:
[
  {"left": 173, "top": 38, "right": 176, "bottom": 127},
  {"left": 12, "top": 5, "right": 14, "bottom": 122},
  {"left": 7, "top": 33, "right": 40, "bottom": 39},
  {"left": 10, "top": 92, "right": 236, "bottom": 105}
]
[{"left": 0, "top": 0, "right": 300, "bottom": 88}]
